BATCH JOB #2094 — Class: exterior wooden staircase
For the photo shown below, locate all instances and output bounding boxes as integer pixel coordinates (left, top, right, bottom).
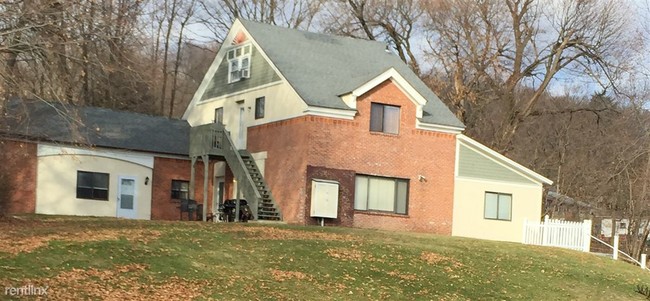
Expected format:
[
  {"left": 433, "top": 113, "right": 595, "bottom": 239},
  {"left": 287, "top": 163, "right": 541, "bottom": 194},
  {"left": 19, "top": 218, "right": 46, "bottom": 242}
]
[
  {"left": 189, "top": 123, "right": 282, "bottom": 221},
  {"left": 238, "top": 151, "right": 281, "bottom": 220}
]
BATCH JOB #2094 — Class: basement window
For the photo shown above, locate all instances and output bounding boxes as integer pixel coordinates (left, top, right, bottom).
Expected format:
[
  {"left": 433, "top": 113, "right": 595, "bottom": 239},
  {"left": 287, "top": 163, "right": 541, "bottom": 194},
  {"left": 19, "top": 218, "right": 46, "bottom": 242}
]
[
  {"left": 354, "top": 174, "right": 408, "bottom": 214},
  {"left": 484, "top": 192, "right": 512, "bottom": 221},
  {"left": 370, "top": 103, "right": 400, "bottom": 134},
  {"left": 171, "top": 180, "right": 190, "bottom": 200},
  {"left": 77, "top": 171, "right": 109, "bottom": 201},
  {"left": 227, "top": 44, "right": 251, "bottom": 83}
]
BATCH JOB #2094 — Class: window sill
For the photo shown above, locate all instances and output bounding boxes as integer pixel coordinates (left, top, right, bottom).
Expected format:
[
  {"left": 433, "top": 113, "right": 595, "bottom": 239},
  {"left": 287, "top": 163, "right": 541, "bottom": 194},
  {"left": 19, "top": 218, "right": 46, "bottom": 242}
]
[
  {"left": 354, "top": 210, "right": 409, "bottom": 218},
  {"left": 369, "top": 131, "right": 399, "bottom": 138},
  {"left": 484, "top": 218, "right": 511, "bottom": 222},
  {"left": 77, "top": 198, "right": 109, "bottom": 202}
]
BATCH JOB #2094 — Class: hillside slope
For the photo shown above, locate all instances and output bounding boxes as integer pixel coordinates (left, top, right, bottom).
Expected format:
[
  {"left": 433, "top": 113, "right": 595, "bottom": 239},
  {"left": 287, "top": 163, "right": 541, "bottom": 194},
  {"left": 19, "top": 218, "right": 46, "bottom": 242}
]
[{"left": 0, "top": 216, "right": 648, "bottom": 300}]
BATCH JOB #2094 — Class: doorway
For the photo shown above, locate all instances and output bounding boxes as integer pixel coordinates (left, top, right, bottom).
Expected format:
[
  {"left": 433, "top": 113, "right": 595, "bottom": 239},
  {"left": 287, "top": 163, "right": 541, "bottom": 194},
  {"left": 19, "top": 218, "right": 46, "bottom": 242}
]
[{"left": 117, "top": 176, "right": 137, "bottom": 219}]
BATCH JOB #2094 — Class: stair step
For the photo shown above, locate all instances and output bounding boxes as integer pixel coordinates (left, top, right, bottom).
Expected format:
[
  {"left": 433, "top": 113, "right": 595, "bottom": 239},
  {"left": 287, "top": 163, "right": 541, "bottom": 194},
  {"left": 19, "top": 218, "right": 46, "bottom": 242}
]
[{"left": 258, "top": 213, "right": 280, "bottom": 218}]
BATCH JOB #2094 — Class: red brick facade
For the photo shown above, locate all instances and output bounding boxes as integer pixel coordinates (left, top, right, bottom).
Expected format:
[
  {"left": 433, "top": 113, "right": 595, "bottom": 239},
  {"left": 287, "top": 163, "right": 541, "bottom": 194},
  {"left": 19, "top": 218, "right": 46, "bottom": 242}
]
[
  {"left": 0, "top": 140, "right": 223, "bottom": 221},
  {"left": 248, "top": 80, "right": 457, "bottom": 234},
  {"left": 150, "top": 157, "right": 216, "bottom": 220},
  {"left": 0, "top": 140, "right": 37, "bottom": 214}
]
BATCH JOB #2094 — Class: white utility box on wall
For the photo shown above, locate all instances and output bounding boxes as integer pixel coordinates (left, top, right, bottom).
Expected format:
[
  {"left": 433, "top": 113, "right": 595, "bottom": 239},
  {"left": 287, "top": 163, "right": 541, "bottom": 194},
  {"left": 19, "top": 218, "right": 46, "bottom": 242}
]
[{"left": 310, "top": 180, "right": 339, "bottom": 218}]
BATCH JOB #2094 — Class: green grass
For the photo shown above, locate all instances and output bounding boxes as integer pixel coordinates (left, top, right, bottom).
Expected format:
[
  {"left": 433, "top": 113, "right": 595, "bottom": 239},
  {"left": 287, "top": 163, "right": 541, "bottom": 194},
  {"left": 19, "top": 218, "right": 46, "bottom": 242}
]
[{"left": 1, "top": 215, "right": 649, "bottom": 300}]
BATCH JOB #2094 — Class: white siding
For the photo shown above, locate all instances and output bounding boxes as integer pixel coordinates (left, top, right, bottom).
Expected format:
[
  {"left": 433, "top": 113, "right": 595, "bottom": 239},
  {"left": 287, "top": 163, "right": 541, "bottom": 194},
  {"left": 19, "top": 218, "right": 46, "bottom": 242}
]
[
  {"left": 185, "top": 82, "right": 307, "bottom": 148},
  {"left": 36, "top": 144, "right": 153, "bottom": 219}
]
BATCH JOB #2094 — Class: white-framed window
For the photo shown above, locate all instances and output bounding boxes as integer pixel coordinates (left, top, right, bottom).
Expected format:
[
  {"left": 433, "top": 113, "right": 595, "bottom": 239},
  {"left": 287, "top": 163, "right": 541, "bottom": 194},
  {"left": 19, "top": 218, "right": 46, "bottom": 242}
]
[
  {"left": 484, "top": 192, "right": 512, "bottom": 221},
  {"left": 354, "top": 174, "right": 408, "bottom": 214},
  {"left": 370, "top": 102, "right": 400, "bottom": 134},
  {"left": 227, "top": 44, "right": 251, "bottom": 83},
  {"left": 77, "top": 171, "right": 109, "bottom": 201}
]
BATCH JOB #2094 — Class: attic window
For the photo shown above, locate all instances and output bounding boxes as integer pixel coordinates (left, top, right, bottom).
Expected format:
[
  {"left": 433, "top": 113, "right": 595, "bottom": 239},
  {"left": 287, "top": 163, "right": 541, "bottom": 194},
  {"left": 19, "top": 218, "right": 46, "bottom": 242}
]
[{"left": 228, "top": 44, "right": 251, "bottom": 83}]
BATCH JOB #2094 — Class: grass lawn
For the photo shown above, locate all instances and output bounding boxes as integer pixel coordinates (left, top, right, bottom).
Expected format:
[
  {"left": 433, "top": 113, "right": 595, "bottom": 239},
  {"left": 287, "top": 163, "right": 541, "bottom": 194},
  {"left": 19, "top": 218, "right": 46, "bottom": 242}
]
[{"left": 1, "top": 215, "right": 650, "bottom": 300}]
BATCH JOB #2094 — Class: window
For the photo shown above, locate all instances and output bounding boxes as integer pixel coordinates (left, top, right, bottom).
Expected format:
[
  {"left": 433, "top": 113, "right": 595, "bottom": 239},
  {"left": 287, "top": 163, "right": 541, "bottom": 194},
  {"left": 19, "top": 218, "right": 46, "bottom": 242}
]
[
  {"left": 370, "top": 103, "right": 400, "bottom": 134},
  {"left": 77, "top": 171, "right": 109, "bottom": 200},
  {"left": 214, "top": 107, "right": 223, "bottom": 124},
  {"left": 484, "top": 192, "right": 512, "bottom": 221},
  {"left": 227, "top": 44, "right": 251, "bottom": 83},
  {"left": 255, "top": 97, "right": 265, "bottom": 119},
  {"left": 171, "top": 180, "right": 189, "bottom": 199},
  {"left": 354, "top": 175, "right": 408, "bottom": 214}
]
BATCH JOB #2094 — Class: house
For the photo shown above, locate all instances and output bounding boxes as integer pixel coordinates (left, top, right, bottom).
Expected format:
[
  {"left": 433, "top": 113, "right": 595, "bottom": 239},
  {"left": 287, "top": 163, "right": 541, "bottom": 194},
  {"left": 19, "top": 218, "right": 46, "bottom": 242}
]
[
  {"left": 0, "top": 19, "right": 553, "bottom": 243},
  {"left": 182, "top": 19, "right": 553, "bottom": 242},
  {"left": 0, "top": 101, "right": 211, "bottom": 220}
]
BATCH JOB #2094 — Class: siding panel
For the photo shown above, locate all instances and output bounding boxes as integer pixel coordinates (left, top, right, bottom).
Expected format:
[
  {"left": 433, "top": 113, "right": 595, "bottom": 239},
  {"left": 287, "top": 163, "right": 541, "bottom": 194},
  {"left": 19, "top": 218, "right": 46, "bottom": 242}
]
[
  {"left": 458, "top": 144, "right": 534, "bottom": 184},
  {"left": 201, "top": 46, "right": 281, "bottom": 101}
]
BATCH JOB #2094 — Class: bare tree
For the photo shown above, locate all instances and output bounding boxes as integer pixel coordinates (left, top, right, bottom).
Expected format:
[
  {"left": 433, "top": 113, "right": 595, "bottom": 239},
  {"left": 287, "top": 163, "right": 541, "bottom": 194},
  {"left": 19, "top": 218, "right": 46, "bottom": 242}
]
[
  {"left": 195, "top": 0, "right": 323, "bottom": 43},
  {"left": 320, "top": 0, "right": 423, "bottom": 74},
  {"left": 170, "top": 0, "right": 197, "bottom": 118},
  {"left": 1, "top": 0, "right": 156, "bottom": 114},
  {"left": 422, "top": 0, "right": 636, "bottom": 152}
]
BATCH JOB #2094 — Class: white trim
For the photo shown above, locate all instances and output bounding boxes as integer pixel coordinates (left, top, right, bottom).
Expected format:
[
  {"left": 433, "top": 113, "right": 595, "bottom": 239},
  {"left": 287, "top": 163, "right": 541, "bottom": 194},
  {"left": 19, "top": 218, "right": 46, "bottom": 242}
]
[
  {"left": 238, "top": 20, "right": 309, "bottom": 115},
  {"left": 198, "top": 82, "right": 283, "bottom": 106},
  {"left": 454, "top": 137, "right": 460, "bottom": 177},
  {"left": 183, "top": 19, "right": 308, "bottom": 121},
  {"left": 303, "top": 106, "right": 356, "bottom": 120},
  {"left": 347, "top": 68, "right": 426, "bottom": 119},
  {"left": 311, "top": 178, "right": 340, "bottom": 185},
  {"left": 251, "top": 151, "right": 268, "bottom": 160},
  {"left": 457, "top": 134, "right": 554, "bottom": 185},
  {"left": 415, "top": 120, "right": 464, "bottom": 134},
  {"left": 455, "top": 176, "right": 543, "bottom": 189},
  {"left": 37, "top": 144, "right": 154, "bottom": 169},
  {"left": 182, "top": 21, "right": 238, "bottom": 120}
]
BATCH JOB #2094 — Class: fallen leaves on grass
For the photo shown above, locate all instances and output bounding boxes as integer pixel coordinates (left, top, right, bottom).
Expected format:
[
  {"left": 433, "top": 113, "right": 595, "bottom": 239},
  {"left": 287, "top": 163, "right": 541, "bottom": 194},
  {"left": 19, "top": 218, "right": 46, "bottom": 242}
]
[
  {"left": 270, "top": 269, "right": 311, "bottom": 282},
  {"left": 386, "top": 270, "right": 418, "bottom": 281},
  {"left": 324, "top": 248, "right": 371, "bottom": 262},
  {"left": 20, "top": 264, "right": 212, "bottom": 301},
  {"left": 0, "top": 229, "right": 162, "bottom": 254},
  {"left": 222, "top": 225, "right": 355, "bottom": 241},
  {"left": 420, "top": 251, "right": 464, "bottom": 268}
]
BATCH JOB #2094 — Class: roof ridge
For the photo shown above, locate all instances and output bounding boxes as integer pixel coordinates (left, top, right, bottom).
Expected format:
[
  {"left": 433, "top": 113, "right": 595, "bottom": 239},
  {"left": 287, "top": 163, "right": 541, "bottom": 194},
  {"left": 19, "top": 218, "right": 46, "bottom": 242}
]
[{"left": 238, "top": 18, "right": 388, "bottom": 48}]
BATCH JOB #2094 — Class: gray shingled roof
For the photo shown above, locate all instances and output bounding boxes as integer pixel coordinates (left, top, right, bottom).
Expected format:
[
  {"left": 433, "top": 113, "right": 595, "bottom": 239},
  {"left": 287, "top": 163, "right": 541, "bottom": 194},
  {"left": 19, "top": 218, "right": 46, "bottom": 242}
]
[
  {"left": 2, "top": 100, "right": 190, "bottom": 156},
  {"left": 240, "top": 19, "right": 465, "bottom": 128}
]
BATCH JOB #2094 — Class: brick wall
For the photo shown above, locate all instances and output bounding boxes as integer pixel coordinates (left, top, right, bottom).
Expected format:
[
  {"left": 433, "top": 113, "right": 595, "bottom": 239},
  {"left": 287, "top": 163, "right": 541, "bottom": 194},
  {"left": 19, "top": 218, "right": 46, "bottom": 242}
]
[
  {"left": 304, "top": 165, "right": 355, "bottom": 227},
  {"left": 246, "top": 79, "right": 457, "bottom": 234},
  {"left": 247, "top": 118, "right": 311, "bottom": 224},
  {"left": 0, "top": 139, "right": 37, "bottom": 214},
  {"left": 151, "top": 156, "right": 216, "bottom": 220}
]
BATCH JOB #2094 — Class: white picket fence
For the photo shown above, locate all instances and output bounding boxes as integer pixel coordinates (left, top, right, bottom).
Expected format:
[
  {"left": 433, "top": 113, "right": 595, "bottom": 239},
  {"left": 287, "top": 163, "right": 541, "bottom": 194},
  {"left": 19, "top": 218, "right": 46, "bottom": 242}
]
[{"left": 522, "top": 215, "right": 592, "bottom": 252}]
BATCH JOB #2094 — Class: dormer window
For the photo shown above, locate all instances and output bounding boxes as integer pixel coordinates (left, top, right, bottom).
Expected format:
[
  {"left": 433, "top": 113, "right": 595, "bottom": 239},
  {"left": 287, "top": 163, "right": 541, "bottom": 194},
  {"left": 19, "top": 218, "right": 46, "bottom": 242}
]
[
  {"left": 227, "top": 44, "right": 251, "bottom": 83},
  {"left": 370, "top": 102, "right": 400, "bottom": 134}
]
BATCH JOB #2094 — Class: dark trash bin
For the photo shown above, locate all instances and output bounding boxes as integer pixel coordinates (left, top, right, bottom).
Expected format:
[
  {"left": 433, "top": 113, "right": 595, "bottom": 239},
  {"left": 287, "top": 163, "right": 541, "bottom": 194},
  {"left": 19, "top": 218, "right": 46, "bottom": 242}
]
[{"left": 222, "top": 199, "right": 253, "bottom": 222}]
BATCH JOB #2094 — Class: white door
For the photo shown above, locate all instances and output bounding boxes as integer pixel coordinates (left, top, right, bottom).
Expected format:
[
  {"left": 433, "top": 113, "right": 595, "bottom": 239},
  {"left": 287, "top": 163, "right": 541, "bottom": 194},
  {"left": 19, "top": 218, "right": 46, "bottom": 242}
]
[
  {"left": 238, "top": 105, "right": 246, "bottom": 149},
  {"left": 117, "top": 176, "right": 137, "bottom": 219}
]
